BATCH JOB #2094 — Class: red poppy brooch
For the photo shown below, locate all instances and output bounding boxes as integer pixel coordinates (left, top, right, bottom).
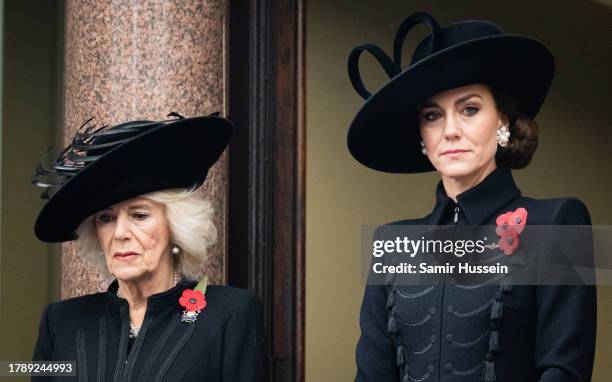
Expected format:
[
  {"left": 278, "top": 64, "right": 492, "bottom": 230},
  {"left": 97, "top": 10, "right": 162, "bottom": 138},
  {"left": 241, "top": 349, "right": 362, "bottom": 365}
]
[
  {"left": 179, "top": 276, "right": 208, "bottom": 323},
  {"left": 494, "top": 207, "right": 527, "bottom": 256}
]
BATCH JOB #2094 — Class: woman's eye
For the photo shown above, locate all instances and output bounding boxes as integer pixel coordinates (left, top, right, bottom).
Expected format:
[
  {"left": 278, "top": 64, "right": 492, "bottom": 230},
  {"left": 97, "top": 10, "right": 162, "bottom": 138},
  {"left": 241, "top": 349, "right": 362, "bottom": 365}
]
[
  {"left": 133, "top": 213, "right": 149, "bottom": 220},
  {"left": 463, "top": 106, "right": 479, "bottom": 116},
  {"left": 96, "top": 214, "right": 114, "bottom": 224},
  {"left": 422, "top": 111, "right": 440, "bottom": 121}
]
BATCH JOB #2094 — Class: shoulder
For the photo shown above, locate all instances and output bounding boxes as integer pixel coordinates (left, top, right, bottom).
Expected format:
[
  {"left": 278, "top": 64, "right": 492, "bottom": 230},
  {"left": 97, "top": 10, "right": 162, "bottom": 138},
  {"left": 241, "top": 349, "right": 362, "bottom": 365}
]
[
  {"left": 206, "top": 285, "right": 260, "bottom": 302},
  {"left": 45, "top": 292, "right": 106, "bottom": 318},
  {"left": 372, "top": 216, "right": 428, "bottom": 237},
  {"left": 385, "top": 216, "right": 429, "bottom": 226},
  {"left": 518, "top": 196, "right": 591, "bottom": 225},
  {"left": 206, "top": 286, "right": 262, "bottom": 317},
  {"left": 39, "top": 292, "right": 106, "bottom": 336}
]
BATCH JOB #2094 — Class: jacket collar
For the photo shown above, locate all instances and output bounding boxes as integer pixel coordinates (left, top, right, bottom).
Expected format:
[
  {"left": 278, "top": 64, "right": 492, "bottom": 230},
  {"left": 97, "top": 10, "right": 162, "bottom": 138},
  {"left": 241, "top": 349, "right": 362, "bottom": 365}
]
[
  {"left": 428, "top": 167, "right": 521, "bottom": 225},
  {"left": 105, "top": 278, "right": 197, "bottom": 312}
]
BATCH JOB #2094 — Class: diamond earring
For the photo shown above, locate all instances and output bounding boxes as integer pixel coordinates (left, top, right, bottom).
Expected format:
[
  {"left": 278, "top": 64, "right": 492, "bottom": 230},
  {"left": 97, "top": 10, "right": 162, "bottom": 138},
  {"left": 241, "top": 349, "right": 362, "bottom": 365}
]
[
  {"left": 420, "top": 140, "right": 427, "bottom": 155},
  {"left": 497, "top": 125, "right": 510, "bottom": 147}
]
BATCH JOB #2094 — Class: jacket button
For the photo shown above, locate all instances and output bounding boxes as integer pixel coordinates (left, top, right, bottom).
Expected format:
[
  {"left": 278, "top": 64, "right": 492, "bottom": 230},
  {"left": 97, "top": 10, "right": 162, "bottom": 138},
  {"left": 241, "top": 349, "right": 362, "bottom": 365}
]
[
  {"left": 430, "top": 334, "right": 436, "bottom": 343},
  {"left": 429, "top": 307, "right": 437, "bottom": 315},
  {"left": 447, "top": 305, "right": 454, "bottom": 314},
  {"left": 486, "top": 352, "right": 495, "bottom": 361},
  {"left": 428, "top": 364, "right": 435, "bottom": 373},
  {"left": 444, "top": 362, "right": 453, "bottom": 371},
  {"left": 495, "top": 291, "right": 503, "bottom": 300},
  {"left": 445, "top": 333, "right": 453, "bottom": 342}
]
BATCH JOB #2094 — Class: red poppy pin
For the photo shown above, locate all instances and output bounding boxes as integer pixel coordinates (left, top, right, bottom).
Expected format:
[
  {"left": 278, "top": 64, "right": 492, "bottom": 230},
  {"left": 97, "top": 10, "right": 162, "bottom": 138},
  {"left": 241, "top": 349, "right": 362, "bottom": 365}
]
[
  {"left": 494, "top": 207, "right": 528, "bottom": 256},
  {"left": 179, "top": 276, "right": 208, "bottom": 323}
]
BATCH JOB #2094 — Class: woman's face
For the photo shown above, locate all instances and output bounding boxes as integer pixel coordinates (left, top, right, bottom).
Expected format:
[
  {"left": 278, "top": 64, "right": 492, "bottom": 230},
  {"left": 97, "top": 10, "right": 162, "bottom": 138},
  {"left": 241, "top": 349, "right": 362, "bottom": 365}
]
[
  {"left": 418, "top": 84, "right": 507, "bottom": 179},
  {"left": 94, "top": 197, "right": 172, "bottom": 282}
]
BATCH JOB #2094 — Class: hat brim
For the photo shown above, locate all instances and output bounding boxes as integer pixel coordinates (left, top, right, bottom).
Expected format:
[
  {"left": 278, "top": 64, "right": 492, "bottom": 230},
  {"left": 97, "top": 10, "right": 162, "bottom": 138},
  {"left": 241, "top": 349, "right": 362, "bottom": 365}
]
[
  {"left": 347, "top": 34, "right": 555, "bottom": 173},
  {"left": 35, "top": 116, "right": 232, "bottom": 242}
]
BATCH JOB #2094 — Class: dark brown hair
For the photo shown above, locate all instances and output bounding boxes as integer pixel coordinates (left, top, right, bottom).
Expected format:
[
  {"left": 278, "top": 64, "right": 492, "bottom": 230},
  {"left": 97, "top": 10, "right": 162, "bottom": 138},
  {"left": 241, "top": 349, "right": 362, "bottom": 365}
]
[{"left": 489, "top": 86, "right": 539, "bottom": 169}]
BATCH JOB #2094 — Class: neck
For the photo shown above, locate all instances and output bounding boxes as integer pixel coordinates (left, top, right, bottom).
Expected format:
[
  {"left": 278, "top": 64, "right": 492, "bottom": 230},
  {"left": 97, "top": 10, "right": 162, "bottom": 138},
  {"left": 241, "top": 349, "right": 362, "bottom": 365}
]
[
  {"left": 117, "top": 264, "right": 178, "bottom": 311},
  {"left": 441, "top": 161, "right": 497, "bottom": 202}
]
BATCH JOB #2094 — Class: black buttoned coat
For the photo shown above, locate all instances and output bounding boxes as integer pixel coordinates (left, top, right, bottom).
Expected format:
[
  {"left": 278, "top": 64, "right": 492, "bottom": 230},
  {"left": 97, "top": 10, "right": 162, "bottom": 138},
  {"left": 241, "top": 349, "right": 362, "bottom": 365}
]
[
  {"left": 355, "top": 167, "right": 597, "bottom": 382},
  {"left": 32, "top": 280, "right": 267, "bottom": 381}
]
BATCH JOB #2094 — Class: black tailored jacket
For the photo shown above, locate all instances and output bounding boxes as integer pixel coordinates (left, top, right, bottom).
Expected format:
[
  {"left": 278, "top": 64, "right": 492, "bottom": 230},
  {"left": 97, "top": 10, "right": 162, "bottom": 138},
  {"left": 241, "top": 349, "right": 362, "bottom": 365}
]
[
  {"left": 355, "top": 167, "right": 597, "bottom": 382},
  {"left": 32, "top": 279, "right": 267, "bottom": 381}
]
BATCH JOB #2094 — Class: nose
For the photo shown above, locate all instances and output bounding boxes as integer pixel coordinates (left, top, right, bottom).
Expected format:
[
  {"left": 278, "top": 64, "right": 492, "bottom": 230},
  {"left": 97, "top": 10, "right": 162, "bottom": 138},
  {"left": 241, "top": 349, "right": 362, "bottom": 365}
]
[
  {"left": 113, "top": 213, "right": 132, "bottom": 241},
  {"left": 443, "top": 113, "right": 462, "bottom": 140}
]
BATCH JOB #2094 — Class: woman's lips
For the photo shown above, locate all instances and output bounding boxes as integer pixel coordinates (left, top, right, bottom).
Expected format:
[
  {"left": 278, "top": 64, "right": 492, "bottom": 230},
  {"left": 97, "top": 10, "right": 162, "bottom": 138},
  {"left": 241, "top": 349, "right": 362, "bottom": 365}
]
[
  {"left": 441, "top": 149, "right": 469, "bottom": 156},
  {"left": 113, "top": 251, "right": 139, "bottom": 259}
]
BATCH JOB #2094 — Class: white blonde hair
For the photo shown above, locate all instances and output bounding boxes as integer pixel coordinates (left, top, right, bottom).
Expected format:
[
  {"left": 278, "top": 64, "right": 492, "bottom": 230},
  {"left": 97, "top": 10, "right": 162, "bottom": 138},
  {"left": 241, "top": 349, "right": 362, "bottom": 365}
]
[{"left": 75, "top": 188, "right": 217, "bottom": 281}]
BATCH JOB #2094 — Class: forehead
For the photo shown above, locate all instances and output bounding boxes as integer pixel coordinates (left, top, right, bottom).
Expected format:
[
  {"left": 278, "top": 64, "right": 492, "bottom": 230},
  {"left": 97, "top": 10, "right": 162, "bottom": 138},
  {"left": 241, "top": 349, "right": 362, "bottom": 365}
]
[
  {"left": 100, "top": 196, "right": 161, "bottom": 211},
  {"left": 422, "top": 83, "right": 492, "bottom": 105}
]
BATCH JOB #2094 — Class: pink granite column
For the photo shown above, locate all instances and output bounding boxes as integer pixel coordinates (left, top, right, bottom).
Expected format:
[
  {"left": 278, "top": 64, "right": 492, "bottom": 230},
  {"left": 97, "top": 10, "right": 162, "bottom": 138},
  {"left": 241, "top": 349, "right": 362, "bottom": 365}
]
[{"left": 61, "top": 0, "right": 228, "bottom": 298}]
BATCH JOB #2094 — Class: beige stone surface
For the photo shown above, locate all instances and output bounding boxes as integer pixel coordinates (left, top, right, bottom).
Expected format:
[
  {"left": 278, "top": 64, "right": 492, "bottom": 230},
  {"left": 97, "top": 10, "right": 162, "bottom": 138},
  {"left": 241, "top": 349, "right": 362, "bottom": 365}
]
[{"left": 62, "top": 0, "right": 228, "bottom": 298}]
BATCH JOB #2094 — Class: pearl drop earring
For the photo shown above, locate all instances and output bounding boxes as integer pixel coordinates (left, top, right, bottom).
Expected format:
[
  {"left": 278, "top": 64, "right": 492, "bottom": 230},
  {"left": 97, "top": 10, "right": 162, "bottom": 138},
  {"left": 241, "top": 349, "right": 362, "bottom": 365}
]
[
  {"left": 171, "top": 239, "right": 180, "bottom": 255},
  {"left": 420, "top": 140, "right": 427, "bottom": 155}
]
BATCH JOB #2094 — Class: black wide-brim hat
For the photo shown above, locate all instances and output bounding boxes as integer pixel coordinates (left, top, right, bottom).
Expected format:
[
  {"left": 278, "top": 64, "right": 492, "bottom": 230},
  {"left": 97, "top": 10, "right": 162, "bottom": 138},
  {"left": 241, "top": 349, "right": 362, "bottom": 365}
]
[
  {"left": 347, "top": 12, "right": 555, "bottom": 173},
  {"left": 33, "top": 113, "right": 232, "bottom": 242}
]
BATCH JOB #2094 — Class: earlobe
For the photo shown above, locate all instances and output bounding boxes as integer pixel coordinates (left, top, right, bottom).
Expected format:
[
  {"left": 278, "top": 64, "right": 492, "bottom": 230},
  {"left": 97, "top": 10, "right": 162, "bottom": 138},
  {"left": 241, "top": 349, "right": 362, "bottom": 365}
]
[{"left": 498, "top": 114, "right": 509, "bottom": 129}]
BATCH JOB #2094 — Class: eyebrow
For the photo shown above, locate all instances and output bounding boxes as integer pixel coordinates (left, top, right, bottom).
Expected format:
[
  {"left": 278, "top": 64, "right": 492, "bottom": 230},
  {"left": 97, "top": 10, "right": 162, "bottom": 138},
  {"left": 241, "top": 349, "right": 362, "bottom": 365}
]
[
  {"left": 419, "top": 93, "right": 482, "bottom": 109},
  {"left": 127, "top": 203, "right": 152, "bottom": 210},
  {"left": 98, "top": 203, "right": 152, "bottom": 212}
]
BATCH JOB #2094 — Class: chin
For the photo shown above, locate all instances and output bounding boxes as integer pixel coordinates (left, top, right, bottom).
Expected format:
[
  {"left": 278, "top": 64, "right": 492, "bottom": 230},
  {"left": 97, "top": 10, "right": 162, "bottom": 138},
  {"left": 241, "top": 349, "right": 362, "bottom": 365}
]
[
  {"left": 111, "top": 266, "right": 146, "bottom": 282},
  {"left": 435, "top": 163, "right": 478, "bottom": 178}
]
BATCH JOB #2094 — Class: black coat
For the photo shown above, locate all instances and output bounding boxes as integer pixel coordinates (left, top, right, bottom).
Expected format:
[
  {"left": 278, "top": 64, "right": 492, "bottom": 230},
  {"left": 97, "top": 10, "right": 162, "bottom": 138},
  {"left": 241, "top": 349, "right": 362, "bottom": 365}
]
[
  {"left": 32, "top": 280, "right": 267, "bottom": 381},
  {"left": 355, "top": 167, "right": 597, "bottom": 382}
]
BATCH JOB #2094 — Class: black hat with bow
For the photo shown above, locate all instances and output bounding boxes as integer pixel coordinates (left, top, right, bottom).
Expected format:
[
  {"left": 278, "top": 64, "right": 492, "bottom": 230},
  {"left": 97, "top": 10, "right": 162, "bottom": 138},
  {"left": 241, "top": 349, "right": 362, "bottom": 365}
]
[
  {"left": 32, "top": 113, "right": 232, "bottom": 242},
  {"left": 346, "top": 12, "right": 555, "bottom": 173}
]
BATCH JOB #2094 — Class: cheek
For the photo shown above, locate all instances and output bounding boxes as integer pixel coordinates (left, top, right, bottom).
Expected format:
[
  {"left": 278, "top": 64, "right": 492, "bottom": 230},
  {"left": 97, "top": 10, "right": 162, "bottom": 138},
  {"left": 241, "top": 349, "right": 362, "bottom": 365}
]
[
  {"left": 419, "top": 126, "right": 440, "bottom": 147},
  {"left": 468, "top": 119, "right": 498, "bottom": 152},
  {"left": 134, "top": 232, "right": 162, "bottom": 260},
  {"left": 136, "top": 221, "right": 170, "bottom": 254},
  {"left": 96, "top": 227, "right": 113, "bottom": 252},
  {"left": 132, "top": 229, "right": 166, "bottom": 268}
]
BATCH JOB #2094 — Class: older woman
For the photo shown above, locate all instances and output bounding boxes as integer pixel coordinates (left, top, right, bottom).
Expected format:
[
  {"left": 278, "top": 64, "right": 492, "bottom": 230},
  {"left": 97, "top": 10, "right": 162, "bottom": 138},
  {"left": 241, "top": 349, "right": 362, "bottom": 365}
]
[
  {"left": 31, "top": 114, "right": 266, "bottom": 381},
  {"left": 348, "top": 12, "right": 596, "bottom": 382}
]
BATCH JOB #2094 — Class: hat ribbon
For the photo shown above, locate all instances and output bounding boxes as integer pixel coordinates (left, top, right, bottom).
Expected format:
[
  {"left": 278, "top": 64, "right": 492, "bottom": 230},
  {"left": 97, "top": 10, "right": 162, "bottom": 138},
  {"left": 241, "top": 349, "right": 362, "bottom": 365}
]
[
  {"left": 347, "top": 11, "right": 441, "bottom": 100},
  {"left": 31, "top": 112, "right": 191, "bottom": 199}
]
